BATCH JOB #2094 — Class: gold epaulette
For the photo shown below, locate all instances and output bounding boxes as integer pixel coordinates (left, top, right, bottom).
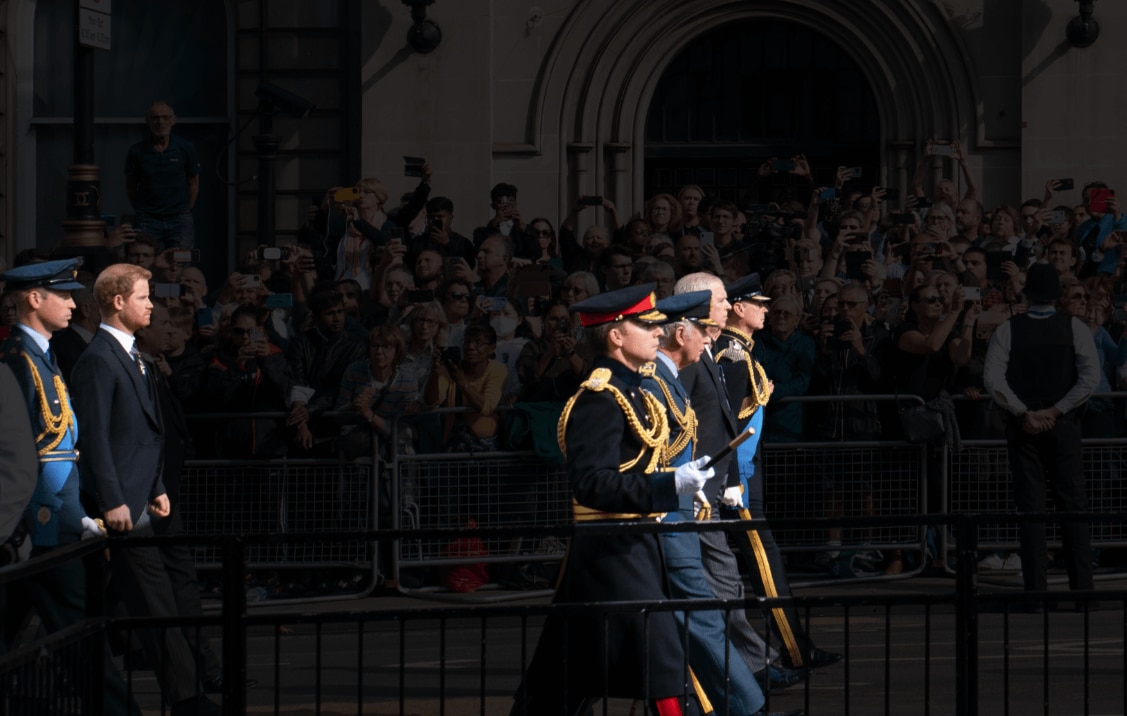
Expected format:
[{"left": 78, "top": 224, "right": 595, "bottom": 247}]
[
  {"left": 20, "top": 353, "right": 75, "bottom": 454},
  {"left": 557, "top": 367, "right": 670, "bottom": 473},
  {"left": 580, "top": 366, "right": 612, "bottom": 391}
]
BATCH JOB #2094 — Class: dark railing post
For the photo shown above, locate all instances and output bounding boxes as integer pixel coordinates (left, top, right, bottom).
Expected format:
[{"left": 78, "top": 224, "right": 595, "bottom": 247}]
[
  {"left": 85, "top": 544, "right": 107, "bottom": 716},
  {"left": 954, "top": 513, "right": 978, "bottom": 715},
  {"left": 222, "top": 536, "right": 248, "bottom": 715}
]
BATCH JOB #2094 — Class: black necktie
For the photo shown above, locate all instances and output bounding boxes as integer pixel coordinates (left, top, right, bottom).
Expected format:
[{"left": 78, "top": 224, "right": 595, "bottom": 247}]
[{"left": 45, "top": 347, "right": 57, "bottom": 371}]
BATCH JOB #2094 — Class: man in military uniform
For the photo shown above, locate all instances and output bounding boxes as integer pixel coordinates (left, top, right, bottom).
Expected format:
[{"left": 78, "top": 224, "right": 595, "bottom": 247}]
[
  {"left": 646, "top": 290, "right": 801, "bottom": 716},
  {"left": 0, "top": 258, "right": 140, "bottom": 714},
  {"left": 715, "top": 273, "right": 840, "bottom": 672},
  {"left": 511, "top": 283, "right": 714, "bottom": 716}
]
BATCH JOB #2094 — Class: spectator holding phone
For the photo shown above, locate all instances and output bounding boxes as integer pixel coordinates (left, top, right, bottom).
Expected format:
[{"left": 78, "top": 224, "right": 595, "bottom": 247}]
[
  {"left": 1074, "top": 181, "right": 1127, "bottom": 277},
  {"left": 909, "top": 138, "right": 978, "bottom": 208},
  {"left": 810, "top": 282, "right": 888, "bottom": 569},
  {"left": 405, "top": 196, "right": 475, "bottom": 270},
  {"left": 204, "top": 305, "right": 290, "bottom": 458},
  {"left": 424, "top": 323, "right": 507, "bottom": 452},
  {"left": 517, "top": 301, "right": 590, "bottom": 402},
  {"left": 336, "top": 182, "right": 382, "bottom": 291},
  {"left": 473, "top": 183, "right": 535, "bottom": 259}
]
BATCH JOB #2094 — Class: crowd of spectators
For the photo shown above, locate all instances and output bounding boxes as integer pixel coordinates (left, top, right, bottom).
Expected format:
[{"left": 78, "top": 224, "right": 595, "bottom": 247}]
[{"left": 7, "top": 143, "right": 1127, "bottom": 583}]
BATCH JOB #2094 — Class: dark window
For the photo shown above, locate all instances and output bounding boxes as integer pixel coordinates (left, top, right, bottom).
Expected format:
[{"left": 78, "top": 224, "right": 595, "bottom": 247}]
[{"left": 645, "top": 20, "right": 879, "bottom": 205}]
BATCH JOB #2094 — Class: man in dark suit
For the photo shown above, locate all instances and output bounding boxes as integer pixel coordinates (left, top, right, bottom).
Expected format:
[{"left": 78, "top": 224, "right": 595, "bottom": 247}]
[
  {"left": 71, "top": 262, "right": 218, "bottom": 716},
  {"left": 0, "top": 258, "right": 141, "bottom": 714}
]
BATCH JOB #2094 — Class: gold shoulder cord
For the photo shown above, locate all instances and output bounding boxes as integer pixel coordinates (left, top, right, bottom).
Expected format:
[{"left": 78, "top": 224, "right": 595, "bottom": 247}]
[
  {"left": 557, "top": 368, "right": 670, "bottom": 474},
  {"left": 716, "top": 331, "right": 771, "bottom": 420},
  {"left": 740, "top": 357, "right": 771, "bottom": 420},
  {"left": 651, "top": 376, "right": 697, "bottom": 463},
  {"left": 21, "top": 353, "right": 74, "bottom": 455}
]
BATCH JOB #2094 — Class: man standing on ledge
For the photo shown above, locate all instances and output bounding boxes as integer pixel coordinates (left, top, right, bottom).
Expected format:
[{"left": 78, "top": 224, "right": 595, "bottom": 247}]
[
  {"left": 984, "top": 262, "right": 1099, "bottom": 607},
  {"left": 511, "top": 283, "right": 713, "bottom": 716},
  {"left": 71, "top": 263, "right": 219, "bottom": 716},
  {"left": 125, "top": 100, "right": 201, "bottom": 250}
]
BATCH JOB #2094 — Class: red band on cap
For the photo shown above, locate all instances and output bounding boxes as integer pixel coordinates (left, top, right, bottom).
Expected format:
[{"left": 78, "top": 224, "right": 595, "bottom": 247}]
[{"left": 578, "top": 292, "right": 657, "bottom": 327}]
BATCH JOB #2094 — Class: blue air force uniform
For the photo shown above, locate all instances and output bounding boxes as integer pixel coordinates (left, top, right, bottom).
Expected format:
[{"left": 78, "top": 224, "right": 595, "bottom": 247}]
[
  {"left": 644, "top": 289, "right": 767, "bottom": 715},
  {"left": 0, "top": 263, "right": 87, "bottom": 547}
]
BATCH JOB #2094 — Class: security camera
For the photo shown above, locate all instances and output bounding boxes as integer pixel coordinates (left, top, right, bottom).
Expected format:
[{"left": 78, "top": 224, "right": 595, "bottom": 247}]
[{"left": 255, "top": 82, "right": 315, "bottom": 118}]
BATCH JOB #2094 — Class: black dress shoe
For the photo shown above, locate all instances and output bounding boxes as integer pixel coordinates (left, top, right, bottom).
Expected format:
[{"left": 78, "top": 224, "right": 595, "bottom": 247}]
[
  {"left": 808, "top": 647, "right": 842, "bottom": 669},
  {"left": 203, "top": 674, "right": 260, "bottom": 692},
  {"left": 754, "top": 663, "right": 807, "bottom": 691}
]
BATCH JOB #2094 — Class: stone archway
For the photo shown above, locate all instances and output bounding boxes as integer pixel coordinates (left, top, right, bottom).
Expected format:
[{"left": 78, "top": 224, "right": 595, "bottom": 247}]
[{"left": 528, "top": 0, "right": 981, "bottom": 214}]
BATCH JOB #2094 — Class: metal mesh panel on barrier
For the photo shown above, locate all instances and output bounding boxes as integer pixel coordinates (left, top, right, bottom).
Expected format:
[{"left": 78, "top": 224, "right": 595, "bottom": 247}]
[
  {"left": 950, "top": 443, "right": 1127, "bottom": 546},
  {"left": 397, "top": 454, "right": 570, "bottom": 565},
  {"left": 1, "top": 632, "right": 98, "bottom": 715},
  {"left": 180, "top": 463, "right": 372, "bottom": 567},
  {"left": 764, "top": 444, "right": 923, "bottom": 547}
]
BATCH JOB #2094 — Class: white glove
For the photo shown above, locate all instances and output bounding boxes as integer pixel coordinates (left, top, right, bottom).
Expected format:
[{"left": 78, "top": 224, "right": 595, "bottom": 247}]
[
  {"left": 81, "top": 516, "right": 105, "bottom": 540},
  {"left": 674, "top": 457, "right": 714, "bottom": 495},
  {"left": 721, "top": 486, "right": 743, "bottom": 508}
]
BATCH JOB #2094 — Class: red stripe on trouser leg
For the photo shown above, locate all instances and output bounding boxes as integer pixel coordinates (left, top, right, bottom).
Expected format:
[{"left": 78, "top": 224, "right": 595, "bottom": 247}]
[{"left": 653, "top": 696, "right": 683, "bottom": 716}]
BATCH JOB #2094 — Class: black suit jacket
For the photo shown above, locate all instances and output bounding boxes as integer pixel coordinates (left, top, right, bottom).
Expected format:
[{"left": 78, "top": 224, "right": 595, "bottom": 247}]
[
  {"left": 49, "top": 325, "right": 90, "bottom": 384},
  {"left": 679, "top": 349, "right": 740, "bottom": 503},
  {"left": 71, "top": 330, "right": 165, "bottom": 523}
]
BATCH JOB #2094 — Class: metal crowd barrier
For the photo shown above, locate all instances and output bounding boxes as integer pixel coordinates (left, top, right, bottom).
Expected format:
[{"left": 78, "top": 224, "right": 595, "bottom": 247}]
[
  {"left": 389, "top": 407, "right": 570, "bottom": 601},
  {"left": 180, "top": 411, "right": 381, "bottom": 602},
  {"left": 4, "top": 519, "right": 1127, "bottom": 715},
  {"left": 389, "top": 399, "right": 934, "bottom": 597}
]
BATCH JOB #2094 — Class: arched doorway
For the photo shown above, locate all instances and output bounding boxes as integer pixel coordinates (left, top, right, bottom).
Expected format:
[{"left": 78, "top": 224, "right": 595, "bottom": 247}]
[
  {"left": 524, "top": 1, "right": 980, "bottom": 221},
  {"left": 644, "top": 20, "right": 881, "bottom": 206}
]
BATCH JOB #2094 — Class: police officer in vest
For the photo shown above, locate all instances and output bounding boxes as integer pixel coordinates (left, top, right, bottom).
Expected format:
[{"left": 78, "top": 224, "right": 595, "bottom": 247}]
[
  {"left": 0, "top": 258, "right": 141, "bottom": 714},
  {"left": 984, "top": 262, "right": 1100, "bottom": 604}
]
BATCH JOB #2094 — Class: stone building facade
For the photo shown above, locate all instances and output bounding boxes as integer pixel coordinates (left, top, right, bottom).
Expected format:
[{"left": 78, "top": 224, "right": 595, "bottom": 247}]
[{"left": 1, "top": 0, "right": 1122, "bottom": 271}]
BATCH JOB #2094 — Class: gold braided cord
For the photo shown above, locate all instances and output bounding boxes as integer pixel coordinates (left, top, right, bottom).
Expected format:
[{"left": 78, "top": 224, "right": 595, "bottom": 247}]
[
  {"left": 651, "top": 376, "right": 696, "bottom": 464},
  {"left": 557, "top": 371, "right": 670, "bottom": 475},
  {"left": 617, "top": 388, "right": 669, "bottom": 474},
  {"left": 739, "top": 357, "right": 772, "bottom": 419},
  {"left": 716, "top": 328, "right": 771, "bottom": 420},
  {"left": 21, "top": 353, "right": 74, "bottom": 455},
  {"left": 557, "top": 391, "right": 581, "bottom": 458}
]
